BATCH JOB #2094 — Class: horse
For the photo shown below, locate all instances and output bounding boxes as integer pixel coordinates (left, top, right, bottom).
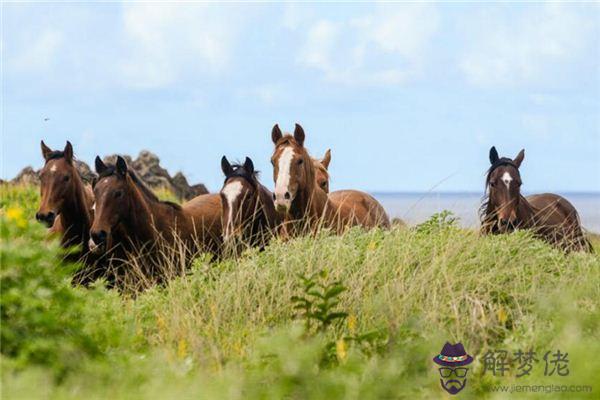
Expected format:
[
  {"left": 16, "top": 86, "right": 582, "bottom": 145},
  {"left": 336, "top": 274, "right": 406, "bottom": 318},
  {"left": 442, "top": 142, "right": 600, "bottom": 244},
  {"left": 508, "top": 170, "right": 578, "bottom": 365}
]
[
  {"left": 313, "top": 149, "right": 331, "bottom": 193},
  {"left": 312, "top": 149, "right": 390, "bottom": 229},
  {"left": 36, "top": 141, "right": 105, "bottom": 284},
  {"left": 270, "top": 123, "right": 389, "bottom": 235},
  {"left": 220, "top": 156, "right": 280, "bottom": 252},
  {"left": 480, "top": 146, "right": 592, "bottom": 252},
  {"left": 89, "top": 156, "right": 222, "bottom": 283}
]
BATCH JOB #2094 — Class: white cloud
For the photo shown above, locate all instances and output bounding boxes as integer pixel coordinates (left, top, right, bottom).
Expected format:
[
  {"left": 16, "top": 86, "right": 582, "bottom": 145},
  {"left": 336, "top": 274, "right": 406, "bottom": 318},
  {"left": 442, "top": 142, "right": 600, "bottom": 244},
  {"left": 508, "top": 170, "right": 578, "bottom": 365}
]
[
  {"left": 10, "top": 29, "right": 63, "bottom": 72},
  {"left": 236, "top": 84, "right": 285, "bottom": 106},
  {"left": 296, "top": 4, "right": 440, "bottom": 85},
  {"left": 459, "top": 4, "right": 597, "bottom": 87},
  {"left": 118, "top": 4, "right": 242, "bottom": 88}
]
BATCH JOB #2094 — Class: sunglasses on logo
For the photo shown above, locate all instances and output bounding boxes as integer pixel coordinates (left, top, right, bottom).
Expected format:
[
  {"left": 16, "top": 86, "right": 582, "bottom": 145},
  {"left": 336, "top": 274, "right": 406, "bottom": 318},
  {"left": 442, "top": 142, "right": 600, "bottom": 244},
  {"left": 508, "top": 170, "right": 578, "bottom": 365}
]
[{"left": 438, "top": 367, "right": 468, "bottom": 378}]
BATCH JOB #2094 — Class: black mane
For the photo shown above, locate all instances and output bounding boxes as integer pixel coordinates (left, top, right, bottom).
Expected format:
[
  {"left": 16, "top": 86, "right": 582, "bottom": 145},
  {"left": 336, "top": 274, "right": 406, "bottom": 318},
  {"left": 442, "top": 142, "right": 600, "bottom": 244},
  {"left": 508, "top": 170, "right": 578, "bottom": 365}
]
[
  {"left": 98, "top": 166, "right": 182, "bottom": 210},
  {"left": 224, "top": 163, "right": 260, "bottom": 186}
]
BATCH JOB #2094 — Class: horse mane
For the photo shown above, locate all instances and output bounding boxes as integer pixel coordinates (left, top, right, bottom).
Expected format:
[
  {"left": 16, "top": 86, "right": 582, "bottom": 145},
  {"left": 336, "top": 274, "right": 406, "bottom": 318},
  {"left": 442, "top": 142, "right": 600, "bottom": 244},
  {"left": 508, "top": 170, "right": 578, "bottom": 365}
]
[
  {"left": 224, "top": 162, "right": 260, "bottom": 186},
  {"left": 98, "top": 166, "right": 182, "bottom": 210},
  {"left": 45, "top": 150, "right": 70, "bottom": 161},
  {"left": 479, "top": 157, "right": 519, "bottom": 223}
]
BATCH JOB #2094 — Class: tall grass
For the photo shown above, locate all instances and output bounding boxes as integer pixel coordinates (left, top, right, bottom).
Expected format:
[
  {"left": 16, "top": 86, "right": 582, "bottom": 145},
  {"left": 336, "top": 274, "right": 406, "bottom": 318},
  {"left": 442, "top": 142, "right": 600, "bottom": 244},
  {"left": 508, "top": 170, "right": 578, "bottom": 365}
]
[{"left": 1, "top": 184, "right": 599, "bottom": 399}]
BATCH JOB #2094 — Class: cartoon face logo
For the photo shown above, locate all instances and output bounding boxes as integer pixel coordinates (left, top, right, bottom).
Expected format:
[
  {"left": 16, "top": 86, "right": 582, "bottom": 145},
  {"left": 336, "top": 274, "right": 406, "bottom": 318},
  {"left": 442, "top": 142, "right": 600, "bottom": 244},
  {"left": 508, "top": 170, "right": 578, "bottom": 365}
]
[{"left": 433, "top": 342, "right": 474, "bottom": 395}]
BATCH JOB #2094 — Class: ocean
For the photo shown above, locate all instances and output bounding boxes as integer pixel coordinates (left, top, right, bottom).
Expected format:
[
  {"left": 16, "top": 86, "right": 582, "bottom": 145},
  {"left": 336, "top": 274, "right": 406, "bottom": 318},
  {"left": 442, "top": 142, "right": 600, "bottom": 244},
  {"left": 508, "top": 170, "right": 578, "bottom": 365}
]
[{"left": 371, "top": 192, "right": 600, "bottom": 234}]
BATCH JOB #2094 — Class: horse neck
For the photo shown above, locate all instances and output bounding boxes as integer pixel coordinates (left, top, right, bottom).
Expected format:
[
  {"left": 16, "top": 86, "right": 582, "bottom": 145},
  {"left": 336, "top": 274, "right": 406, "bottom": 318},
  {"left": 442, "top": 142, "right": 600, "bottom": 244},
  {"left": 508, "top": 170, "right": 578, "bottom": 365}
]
[
  {"left": 123, "top": 180, "right": 183, "bottom": 243},
  {"left": 516, "top": 194, "right": 536, "bottom": 228},
  {"left": 258, "top": 184, "right": 281, "bottom": 228},
  {"left": 60, "top": 172, "right": 92, "bottom": 244}
]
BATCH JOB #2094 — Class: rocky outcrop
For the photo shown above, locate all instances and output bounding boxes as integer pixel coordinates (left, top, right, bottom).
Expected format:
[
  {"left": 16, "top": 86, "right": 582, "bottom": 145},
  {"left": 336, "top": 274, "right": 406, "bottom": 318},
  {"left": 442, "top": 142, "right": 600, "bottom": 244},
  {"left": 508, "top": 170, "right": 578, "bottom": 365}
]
[
  {"left": 102, "top": 151, "right": 209, "bottom": 200},
  {"left": 12, "top": 166, "right": 40, "bottom": 186},
  {"left": 11, "top": 150, "right": 208, "bottom": 201}
]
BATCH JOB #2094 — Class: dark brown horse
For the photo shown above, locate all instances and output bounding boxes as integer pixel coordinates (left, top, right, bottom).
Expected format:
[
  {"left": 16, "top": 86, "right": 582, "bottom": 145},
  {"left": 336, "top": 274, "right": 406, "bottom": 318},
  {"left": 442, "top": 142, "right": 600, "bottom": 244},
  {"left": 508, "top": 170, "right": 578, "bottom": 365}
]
[
  {"left": 312, "top": 149, "right": 390, "bottom": 229},
  {"left": 37, "top": 141, "right": 94, "bottom": 247},
  {"left": 37, "top": 141, "right": 104, "bottom": 285},
  {"left": 271, "top": 123, "right": 389, "bottom": 235},
  {"left": 90, "top": 156, "right": 222, "bottom": 277},
  {"left": 480, "top": 146, "right": 592, "bottom": 252},
  {"left": 220, "top": 156, "right": 280, "bottom": 251}
]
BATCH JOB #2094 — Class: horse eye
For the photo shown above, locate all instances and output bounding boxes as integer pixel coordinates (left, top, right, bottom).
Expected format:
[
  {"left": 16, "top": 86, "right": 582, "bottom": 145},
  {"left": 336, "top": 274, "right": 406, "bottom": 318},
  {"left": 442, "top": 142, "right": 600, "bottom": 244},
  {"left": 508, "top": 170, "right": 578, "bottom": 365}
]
[
  {"left": 490, "top": 181, "right": 495, "bottom": 187},
  {"left": 297, "top": 159, "right": 303, "bottom": 165},
  {"left": 270, "top": 159, "right": 275, "bottom": 166},
  {"left": 63, "top": 175, "right": 70, "bottom": 182},
  {"left": 114, "top": 190, "right": 123, "bottom": 198}
]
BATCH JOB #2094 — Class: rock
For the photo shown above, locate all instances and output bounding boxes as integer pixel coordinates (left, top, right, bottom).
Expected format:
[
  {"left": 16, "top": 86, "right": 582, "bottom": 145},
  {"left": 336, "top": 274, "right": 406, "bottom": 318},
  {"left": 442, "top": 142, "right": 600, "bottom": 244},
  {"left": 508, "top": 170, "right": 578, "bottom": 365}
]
[
  {"left": 74, "top": 160, "right": 96, "bottom": 184},
  {"left": 102, "top": 151, "right": 209, "bottom": 200},
  {"left": 12, "top": 166, "right": 40, "bottom": 185},
  {"left": 172, "top": 172, "right": 209, "bottom": 200}
]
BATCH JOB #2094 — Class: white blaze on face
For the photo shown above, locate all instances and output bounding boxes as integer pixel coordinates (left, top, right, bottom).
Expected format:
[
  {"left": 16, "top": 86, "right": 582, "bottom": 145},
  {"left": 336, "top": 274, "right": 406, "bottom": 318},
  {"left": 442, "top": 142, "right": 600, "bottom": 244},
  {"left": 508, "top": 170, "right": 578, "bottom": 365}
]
[
  {"left": 501, "top": 171, "right": 513, "bottom": 189},
  {"left": 91, "top": 202, "right": 96, "bottom": 211},
  {"left": 274, "top": 147, "right": 295, "bottom": 200},
  {"left": 49, "top": 165, "right": 57, "bottom": 173},
  {"left": 222, "top": 180, "right": 243, "bottom": 239}
]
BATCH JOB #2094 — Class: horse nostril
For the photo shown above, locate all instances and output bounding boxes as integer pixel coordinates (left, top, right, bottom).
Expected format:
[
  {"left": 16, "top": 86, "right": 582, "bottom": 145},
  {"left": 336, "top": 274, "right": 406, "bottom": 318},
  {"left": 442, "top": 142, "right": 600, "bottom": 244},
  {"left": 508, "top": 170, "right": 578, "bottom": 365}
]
[
  {"left": 500, "top": 219, "right": 509, "bottom": 226},
  {"left": 91, "top": 230, "right": 107, "bottom": 244},
  {"left": 35, "top": 212, "right": 42, "bottom": 221},
  {"left": 46, "top": 212, "right": 55, "bottom": 223},
  {"left": 284, "top": 192, "right": 290, "bottom": 200}
]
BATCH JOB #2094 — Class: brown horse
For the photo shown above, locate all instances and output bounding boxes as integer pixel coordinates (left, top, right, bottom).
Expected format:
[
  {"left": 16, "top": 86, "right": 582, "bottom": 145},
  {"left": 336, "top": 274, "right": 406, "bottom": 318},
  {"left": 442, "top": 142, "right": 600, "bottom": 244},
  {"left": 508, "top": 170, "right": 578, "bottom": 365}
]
[
  {"left": 220, "top": 156, "right": 280, "bottom": 251},
  {"left": 313, "top": 149, "right": 331, "bottom": 193},
  {"left": 37, "top": 141, "right": 105, "bottom": 285},
  {"left": 271, "top": 123, "right": 389, "bottom": 235},
  {"left": 312, "top": 149, "right": 390, "bottom": 229},
  {"left": 90, "top": 156, "right": 222, "bottom": 274},
  {"left": 480, "top": 146, "right": 592, "bottom": 252},
  {"left": 37, "top": 141, "right": 94, "bottom": 249}
]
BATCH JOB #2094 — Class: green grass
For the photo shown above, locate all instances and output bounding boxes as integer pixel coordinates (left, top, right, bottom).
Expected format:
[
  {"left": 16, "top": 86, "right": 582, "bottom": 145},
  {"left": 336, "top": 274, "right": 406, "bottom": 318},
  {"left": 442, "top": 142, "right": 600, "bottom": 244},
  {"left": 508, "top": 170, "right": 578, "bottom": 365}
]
[{"left": 1, "top": 184, "right": 599, "bottom": 399}]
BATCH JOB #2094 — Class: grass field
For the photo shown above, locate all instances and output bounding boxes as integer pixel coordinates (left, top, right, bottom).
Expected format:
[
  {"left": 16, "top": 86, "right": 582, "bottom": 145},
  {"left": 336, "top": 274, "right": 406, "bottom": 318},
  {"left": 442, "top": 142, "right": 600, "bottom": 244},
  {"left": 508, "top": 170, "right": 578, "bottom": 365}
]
[{"left": 1, "top": 184, "right": 599, "bottom": 399}]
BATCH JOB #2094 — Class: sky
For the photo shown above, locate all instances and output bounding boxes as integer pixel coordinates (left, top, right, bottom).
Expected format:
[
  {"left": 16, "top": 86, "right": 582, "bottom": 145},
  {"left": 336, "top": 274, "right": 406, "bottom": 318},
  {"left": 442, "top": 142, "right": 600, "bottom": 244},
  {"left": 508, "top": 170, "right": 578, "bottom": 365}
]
[{"left": 2, "top": 2, "right": 599, "bottom": 193}]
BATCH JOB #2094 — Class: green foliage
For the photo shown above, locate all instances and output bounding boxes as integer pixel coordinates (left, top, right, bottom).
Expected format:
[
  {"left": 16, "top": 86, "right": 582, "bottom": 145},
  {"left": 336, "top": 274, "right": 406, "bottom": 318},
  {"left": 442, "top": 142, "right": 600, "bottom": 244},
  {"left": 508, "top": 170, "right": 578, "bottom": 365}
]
[
  {"left": 0, "top": 207, "right": 98, "bottom": 379},
  {"left": 415, "top": 209, "right": 458, "bottom": 233},
  {"left": 291, "top": 270, "right": 348, "bottom": 332}
]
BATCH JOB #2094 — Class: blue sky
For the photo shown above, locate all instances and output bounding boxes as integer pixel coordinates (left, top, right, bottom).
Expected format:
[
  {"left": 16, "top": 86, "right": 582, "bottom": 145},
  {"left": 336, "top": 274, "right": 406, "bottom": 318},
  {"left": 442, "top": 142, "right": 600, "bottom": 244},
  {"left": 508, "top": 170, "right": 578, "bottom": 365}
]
[{"left": 2, "top": 2, "right": 599, "bottom": 193}]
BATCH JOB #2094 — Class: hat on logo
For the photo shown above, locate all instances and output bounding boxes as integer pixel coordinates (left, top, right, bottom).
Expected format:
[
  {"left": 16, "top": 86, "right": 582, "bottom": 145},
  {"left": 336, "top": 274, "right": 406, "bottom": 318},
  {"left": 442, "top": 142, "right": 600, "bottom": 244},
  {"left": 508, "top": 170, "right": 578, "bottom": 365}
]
[{"left": 433, "top": 342, "right": 473, "bottom": 367}]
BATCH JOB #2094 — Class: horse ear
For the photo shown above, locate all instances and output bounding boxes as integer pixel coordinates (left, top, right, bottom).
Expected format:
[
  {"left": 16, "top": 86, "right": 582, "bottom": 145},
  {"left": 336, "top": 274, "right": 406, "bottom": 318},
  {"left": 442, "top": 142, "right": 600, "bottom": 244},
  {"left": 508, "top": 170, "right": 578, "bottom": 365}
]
[
  {"left": 221, "top": 156, "right": 233, "bottom": 176},
  {"left": 244, "top": 157, "right": 254, "bottom": 174},
  {"left": 116, "top": 156, "right": 128, "bottom": 176},
  {"left": 321, "top": 149, "right": 331, "bottom": 169},
  {"left": 271, "top": 124, "right": 282, "bottom": 144},
  {"left": 95, "top": 156, "right": 107, "bottom": 174},
  {"left": 63, "top": 141, "right": 73, "bottom": 164},
  {"left": 489, "top": 146, "right": 499, "bottom": 165},
  {"left": 41, "top": 140, "right": 52, "bottom": 161},
  {"left": 294, "top": 123, "right": 305, "bottom": 147},
  {"left": 514, "top": 149, "right": 525, "bottom": 168}
]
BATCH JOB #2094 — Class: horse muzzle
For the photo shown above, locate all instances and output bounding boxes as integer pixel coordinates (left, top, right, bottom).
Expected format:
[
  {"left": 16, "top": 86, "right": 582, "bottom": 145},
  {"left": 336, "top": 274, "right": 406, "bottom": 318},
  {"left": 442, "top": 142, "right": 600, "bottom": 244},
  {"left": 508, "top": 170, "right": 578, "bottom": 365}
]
[
  {"left": 35, "top": 211, "right": 56, "bottom": 227},
  {"left": 89, "top": 230, "right": 108, "bottom": 254}
]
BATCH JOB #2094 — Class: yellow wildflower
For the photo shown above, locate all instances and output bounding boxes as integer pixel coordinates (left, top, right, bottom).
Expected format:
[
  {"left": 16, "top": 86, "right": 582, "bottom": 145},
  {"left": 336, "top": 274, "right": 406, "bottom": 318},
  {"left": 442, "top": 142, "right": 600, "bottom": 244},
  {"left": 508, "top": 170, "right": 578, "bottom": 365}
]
[
  {"left": 347, "top": 314, "right": 357, "bottom": 334},
  {"left": 336, "top": 339, "right": 347, "bottom": 362},
  {"left": 177, "top": 339, "right": 188, "bottom": 360},
  {"left": 6, "top": 207, "right": 26, "bottom": 228},
  {"left": 497, "top": 307, "right": 508, "bottom": 325}
]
